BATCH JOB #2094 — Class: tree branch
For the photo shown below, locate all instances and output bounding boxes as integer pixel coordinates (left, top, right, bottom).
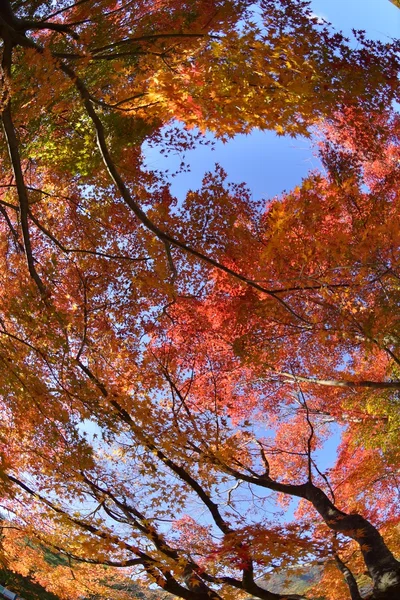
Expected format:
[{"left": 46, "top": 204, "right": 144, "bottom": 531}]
[
  {"left": 334, "top": 553, "right": 363, "bottom": 600},
  {"left": 1, "top": 37, "right": 47, "bottom": 297},
  {"left": 277, "top": 371, "right": 400, "bottom": 390},
  {"left": 55, "top": 60, "right": 311, "bottom": 325}
]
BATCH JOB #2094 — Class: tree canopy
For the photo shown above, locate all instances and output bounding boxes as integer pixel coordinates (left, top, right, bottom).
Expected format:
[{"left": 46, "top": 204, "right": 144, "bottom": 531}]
[{"left": 0, "top": 1, "right": 399, "bottom": 599}]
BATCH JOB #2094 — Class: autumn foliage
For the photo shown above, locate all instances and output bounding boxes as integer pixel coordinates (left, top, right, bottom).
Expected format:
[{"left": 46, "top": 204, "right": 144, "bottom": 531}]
[{"left": 0, "top": 0, "right": 399, "bottom": 599}]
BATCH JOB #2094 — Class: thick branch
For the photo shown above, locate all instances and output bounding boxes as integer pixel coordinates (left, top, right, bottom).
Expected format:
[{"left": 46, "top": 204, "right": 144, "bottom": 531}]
[
  {"left": 1, "top": 38, "right": 47, "bottom": 297},
  {"left": 278, "top": 372, "right": 400, "bottom": 390}
]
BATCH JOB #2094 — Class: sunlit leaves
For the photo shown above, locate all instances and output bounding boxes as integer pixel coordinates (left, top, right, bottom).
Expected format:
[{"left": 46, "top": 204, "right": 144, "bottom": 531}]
[{"left": 0, "top": 1, "right": 399, "bottom": 599}]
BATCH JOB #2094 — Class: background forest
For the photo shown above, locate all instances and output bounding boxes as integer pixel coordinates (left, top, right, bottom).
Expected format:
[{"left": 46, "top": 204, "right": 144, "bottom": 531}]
[{"left": 0, "top": 1, "right": 399, "bottom": 600}]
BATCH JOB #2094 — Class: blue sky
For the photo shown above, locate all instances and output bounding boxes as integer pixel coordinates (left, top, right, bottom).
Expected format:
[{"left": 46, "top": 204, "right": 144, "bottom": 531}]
[
  {"left": 144, "top": 0, "right": 399, "bottom": 203},
  {"left": 310, "top": 0, "right": 399, "bottom": 40}
]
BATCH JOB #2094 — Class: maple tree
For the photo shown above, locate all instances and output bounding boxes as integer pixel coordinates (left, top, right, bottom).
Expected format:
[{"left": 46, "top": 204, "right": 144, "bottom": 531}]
[{"left": 0, "top": 0, "right": 399, "bottom": 599}]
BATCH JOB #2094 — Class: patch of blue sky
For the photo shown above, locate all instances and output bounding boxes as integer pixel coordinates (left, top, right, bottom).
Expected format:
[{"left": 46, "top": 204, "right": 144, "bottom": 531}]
[
  {"left": 144, "top": 129, "right": 317, "bottom": 203},
  {"left": 143, "top": 0, "right": 399, "bottom": 205},
  {"left": 309, "top": 0, "right": 399, "bottom": 41}
]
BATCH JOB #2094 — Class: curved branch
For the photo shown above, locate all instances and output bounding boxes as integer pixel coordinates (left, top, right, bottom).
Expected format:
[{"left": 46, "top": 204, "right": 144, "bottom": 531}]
[{"left": 56, "top": 60, "right": 311, "bottom": 325}]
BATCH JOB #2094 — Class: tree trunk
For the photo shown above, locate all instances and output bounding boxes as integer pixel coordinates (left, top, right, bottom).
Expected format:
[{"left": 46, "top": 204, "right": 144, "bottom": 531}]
[{"left": 304, "top": 483, "right": 400, "bottom": 600}]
